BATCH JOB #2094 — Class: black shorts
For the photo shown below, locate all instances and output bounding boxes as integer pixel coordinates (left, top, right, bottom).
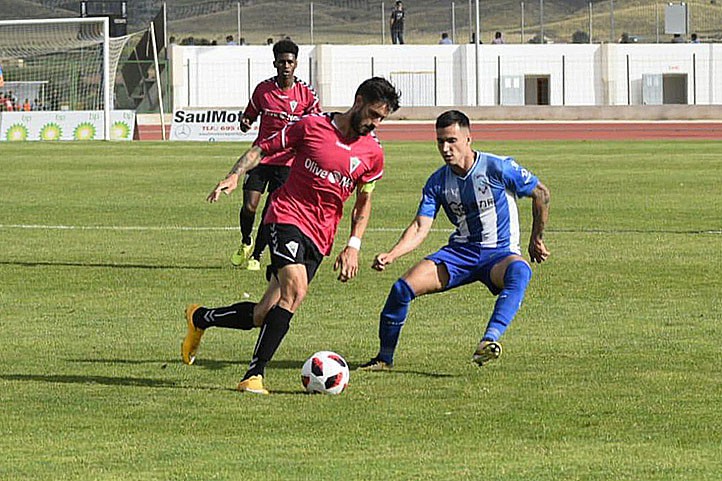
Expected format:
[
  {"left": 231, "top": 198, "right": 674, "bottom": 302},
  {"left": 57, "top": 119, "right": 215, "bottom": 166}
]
[
  {"left": 243, "top": 164, "right": 290, "bottom": 194},
  {"left": 263, "top": 223, "right": 324, "bottom": 283}
]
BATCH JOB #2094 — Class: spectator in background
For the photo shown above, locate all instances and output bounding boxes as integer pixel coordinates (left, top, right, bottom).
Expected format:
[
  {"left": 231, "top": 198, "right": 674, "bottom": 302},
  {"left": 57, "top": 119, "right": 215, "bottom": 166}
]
[
  {"left": 672, "top": 33, "right": 685, "bottom": 43},
  {"left": 470, "top": 33, "right": 482, "bottom": 44},
  {"left": 226, "top": 35, "right": 237, "bottom": 45},
  {"left": 239, "top": 37, "right": 248, "bottom": 45},
  {"left": 49, "top": 88, "right": 60, "bottom": 110},
  {"left": 266, "top": 37, "right": 274, "bottom": 45},
  {"left": 2, "top": 93, "right": 14, "bottom": 111},
  {"left": 0, "top": 62, "right": 4, "bottom": 88},
  {"left": 23, "top": 98, "right": 31, "bottom": 111},
  {"left": 438, "top": 32, "right": 453, "bottom": 45},
  {"left": 492, "top": 31, "right": 504, "bottom": 44},
  {"left": 390, "top": 1, "right": 405, "bottom": 44},
  {"left": 690, "top": 33, "right": 700, "bottom": 43}
]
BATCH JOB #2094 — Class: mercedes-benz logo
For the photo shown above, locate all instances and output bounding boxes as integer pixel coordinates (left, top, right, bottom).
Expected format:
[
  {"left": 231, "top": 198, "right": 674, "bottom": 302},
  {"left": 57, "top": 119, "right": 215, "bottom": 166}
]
[{"left": 175, "top": 124, "right": 191, "bottom": 138}]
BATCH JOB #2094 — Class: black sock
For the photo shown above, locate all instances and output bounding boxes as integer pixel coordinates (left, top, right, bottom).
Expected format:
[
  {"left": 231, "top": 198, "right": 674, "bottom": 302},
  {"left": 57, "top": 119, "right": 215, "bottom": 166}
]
[
  {"left": 193, "top": 302, "right": 256, "bottom": 330},
  {"left": 251, "top": 200, "right": 272, "bottom": 260},
  {"left": 243, "top": 306, "right": 293, "bottom": 379},
  {"left": 240, "top": 208, "right": 255, "bottom": 245}
]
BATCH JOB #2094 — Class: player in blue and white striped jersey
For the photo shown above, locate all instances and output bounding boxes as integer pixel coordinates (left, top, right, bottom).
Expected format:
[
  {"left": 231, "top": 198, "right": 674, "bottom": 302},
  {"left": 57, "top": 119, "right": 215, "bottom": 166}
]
[{"left": 359, "top": 110, "right": 550, "bottom": 370}]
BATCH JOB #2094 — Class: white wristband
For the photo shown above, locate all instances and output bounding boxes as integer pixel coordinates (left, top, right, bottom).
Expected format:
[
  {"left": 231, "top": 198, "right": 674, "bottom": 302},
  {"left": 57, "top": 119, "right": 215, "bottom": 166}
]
[{"left": 347, "top": 236, "right": 362, "bottom": 250}]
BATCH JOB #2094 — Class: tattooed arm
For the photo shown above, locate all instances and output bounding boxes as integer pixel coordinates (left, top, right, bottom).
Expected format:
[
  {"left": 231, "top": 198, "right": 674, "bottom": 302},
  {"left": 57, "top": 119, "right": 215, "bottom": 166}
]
[{"left": 206, "top": 145, "right": 265, "bottom": 203}]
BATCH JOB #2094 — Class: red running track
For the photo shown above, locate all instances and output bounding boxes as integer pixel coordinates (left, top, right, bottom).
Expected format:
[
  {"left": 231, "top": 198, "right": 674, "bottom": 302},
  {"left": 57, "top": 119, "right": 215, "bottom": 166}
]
[
  {"left": 137, "top": 121, "right": 722, "bottom": 141},
  {"left": 376, "top": 122, "right": 722, "bottom": 141}
]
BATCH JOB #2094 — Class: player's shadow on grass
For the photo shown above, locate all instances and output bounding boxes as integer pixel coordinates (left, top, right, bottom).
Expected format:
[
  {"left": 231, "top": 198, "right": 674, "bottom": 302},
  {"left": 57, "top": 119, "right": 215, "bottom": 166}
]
[
  {"left": 1, "top": 373, "right": 310, "bottom": 395},
  {"left": 350, "top": 367, "right": 455, "bottom": 378},
  {"left": 68, "top": 357, "right": 239, "bottom": 371},
  {"left": 343, "top": 361, "right": 455, "bottom": 378},
  {"left": 0, "top": 373, "right": 211, "bottom": 390},
  {"left": 0, "top": 260, "right": 223, "bottom": 270},
  {"left": 68, "top": 358, "right": 306, "bottom": 372}
]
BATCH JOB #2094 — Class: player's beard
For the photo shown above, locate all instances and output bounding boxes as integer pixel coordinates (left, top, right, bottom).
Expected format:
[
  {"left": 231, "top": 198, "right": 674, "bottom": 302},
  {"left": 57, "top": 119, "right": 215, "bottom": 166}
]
[{"left": 351, "top": 110, "right": 375, "bottom": 136}]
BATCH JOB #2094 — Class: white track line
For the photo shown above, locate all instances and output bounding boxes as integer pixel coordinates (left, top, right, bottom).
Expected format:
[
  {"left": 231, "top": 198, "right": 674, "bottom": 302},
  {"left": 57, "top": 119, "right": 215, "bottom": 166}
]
[{"left": 0, "top": 224, "right": 719, "bottom": 234}]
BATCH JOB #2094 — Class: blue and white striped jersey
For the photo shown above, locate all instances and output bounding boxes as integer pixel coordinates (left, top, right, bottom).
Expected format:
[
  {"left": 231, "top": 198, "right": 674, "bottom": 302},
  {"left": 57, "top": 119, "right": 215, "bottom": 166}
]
[{"left": 417, "top": 151, "right": 538, "bottom": 253}]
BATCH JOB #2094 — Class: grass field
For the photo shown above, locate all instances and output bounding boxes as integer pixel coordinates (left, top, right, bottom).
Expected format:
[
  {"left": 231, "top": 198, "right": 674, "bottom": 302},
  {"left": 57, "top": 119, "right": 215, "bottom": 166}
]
[{"left": 1, "top": 140, "right": 721, "bottom": 480}]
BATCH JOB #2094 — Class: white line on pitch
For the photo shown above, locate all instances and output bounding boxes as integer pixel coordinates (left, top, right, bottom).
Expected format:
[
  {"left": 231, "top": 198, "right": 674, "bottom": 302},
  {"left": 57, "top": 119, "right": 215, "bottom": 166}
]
[
  {"left": 0, "top": 224, "right": 719, "bottom": 235},
  {"left": 0, "top": 224, "right": 426, "bottom": 233}
]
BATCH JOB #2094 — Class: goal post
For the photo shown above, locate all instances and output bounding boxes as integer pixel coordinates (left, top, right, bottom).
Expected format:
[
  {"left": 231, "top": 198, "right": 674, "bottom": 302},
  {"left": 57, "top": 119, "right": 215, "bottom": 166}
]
[{"left": 0, "top": 17, "right": 130, "bottom": 140}]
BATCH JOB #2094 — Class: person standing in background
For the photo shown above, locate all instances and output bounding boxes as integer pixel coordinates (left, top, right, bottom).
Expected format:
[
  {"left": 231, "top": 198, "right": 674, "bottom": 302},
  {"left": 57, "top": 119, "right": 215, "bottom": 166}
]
[{"left": 390, "top": 1, "right": 405, "bottom": 44}]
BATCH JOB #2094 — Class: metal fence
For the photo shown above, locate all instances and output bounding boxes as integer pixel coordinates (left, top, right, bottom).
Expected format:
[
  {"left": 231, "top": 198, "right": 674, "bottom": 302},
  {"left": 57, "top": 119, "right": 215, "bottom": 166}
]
[{"left": 158, "top": 0, "right": 722, "bottom": 46}]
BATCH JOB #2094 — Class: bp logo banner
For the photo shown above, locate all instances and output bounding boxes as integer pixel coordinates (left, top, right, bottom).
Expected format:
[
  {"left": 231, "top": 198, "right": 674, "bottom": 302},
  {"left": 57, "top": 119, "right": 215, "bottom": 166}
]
[{"left": 0, "top": 111, "right": 135, "bottom": 141}]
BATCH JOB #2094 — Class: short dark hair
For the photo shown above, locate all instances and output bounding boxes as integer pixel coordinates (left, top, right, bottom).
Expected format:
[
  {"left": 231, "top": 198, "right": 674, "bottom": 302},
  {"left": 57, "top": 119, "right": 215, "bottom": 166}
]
[
  {"left": 273, "top": 39, "right": 299, "bottom": 59},
  {"left": 436, "top": 110, "right": 470, "bottom": 129},
  {"left": 355, "top": 77, "right": 401, "bottom": 113}
]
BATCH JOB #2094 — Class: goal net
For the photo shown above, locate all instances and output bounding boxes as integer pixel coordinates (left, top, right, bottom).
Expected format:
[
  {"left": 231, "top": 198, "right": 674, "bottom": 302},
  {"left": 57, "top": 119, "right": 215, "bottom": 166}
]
[{"left": 0, "top": 18, "right": 130, "bottom": 139}]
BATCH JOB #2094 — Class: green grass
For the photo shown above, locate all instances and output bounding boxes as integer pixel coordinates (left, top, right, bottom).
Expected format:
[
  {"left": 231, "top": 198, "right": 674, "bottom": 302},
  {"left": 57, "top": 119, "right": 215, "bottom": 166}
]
[{"left": 1, "top": 140, "right": 721, "bottom": 480}]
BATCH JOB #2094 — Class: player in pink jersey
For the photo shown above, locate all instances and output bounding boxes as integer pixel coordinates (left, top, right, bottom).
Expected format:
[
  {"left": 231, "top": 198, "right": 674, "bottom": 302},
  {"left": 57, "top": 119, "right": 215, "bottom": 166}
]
[
  {"left": 181, "top": 77, "right": 401, "bottom": 394},
  {"left": 230, "top": 39, "right": 321, "bottom": 271}
]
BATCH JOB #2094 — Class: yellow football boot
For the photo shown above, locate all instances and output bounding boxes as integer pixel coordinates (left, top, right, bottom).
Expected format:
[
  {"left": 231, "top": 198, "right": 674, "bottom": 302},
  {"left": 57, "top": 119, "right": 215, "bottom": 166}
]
[
  {"left": 237, "top": 375, "right": 269, "bottom": 395},
  {"left": 230, "top": 241, "right": 253, "bottom": 267},
  {"left": 181, "top": 304, "right": 204, "bottom": 365}
]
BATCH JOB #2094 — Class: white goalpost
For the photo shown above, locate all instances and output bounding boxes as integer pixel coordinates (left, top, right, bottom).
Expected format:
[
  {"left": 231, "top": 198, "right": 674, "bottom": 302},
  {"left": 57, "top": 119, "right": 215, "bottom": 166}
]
[{"left": 0, "top": 17, "right": 130, "bottom": 140}]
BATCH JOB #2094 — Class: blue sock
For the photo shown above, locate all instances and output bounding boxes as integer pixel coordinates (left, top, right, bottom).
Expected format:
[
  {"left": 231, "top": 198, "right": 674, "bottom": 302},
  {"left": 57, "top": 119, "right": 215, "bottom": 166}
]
[
  {"left": 377, "top": 278, "right": 416, "bottom": 364},
  {"left": 483, "top": 261, "right": 532, "bottom": 342}
]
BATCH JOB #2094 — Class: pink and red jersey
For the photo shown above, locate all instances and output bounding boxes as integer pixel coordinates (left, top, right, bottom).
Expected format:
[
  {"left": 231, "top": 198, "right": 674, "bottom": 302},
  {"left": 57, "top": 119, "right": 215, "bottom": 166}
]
[
  {"left": 243, "top": 76, "right": 320, "bottom": 166},
  {"left": 258, "top": 113, "right": 385, "bottom": 256}
]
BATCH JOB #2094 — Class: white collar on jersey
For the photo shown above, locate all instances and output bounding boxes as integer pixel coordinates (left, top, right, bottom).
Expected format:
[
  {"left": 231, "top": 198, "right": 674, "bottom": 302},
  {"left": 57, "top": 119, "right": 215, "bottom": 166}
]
[{"left": 451, "top": 150, "right": 481, "bottom": 180}]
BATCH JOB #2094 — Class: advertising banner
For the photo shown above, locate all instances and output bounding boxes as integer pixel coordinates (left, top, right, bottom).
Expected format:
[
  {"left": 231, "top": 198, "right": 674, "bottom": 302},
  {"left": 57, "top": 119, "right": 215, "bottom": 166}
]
[
  {"left": 170, "top": 108, "right": 257, "bottom": 142},
  {"left": 0, "top": 110, "right": 135, "bottom": 141}
]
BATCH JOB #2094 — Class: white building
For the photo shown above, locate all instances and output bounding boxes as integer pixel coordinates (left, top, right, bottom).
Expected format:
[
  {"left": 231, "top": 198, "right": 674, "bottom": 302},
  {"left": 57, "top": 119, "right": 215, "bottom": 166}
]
[{"left": 169, "top": 43, "right": 722, "bottom": 110}]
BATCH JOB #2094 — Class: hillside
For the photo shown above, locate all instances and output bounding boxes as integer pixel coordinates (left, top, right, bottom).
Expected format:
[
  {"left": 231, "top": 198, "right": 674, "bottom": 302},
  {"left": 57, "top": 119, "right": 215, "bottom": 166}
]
[
  {"left": 1, "top": 0, "right": 720, "bottom": 44},
  {"left": 0, "top": 0, "right": 75, "bottom": 19}
]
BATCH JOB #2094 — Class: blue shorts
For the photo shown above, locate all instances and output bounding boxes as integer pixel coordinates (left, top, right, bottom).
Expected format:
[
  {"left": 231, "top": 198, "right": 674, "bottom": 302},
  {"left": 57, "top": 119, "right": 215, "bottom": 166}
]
[{"left": 425, "top": 243, "right": 516, "bottom": 295}]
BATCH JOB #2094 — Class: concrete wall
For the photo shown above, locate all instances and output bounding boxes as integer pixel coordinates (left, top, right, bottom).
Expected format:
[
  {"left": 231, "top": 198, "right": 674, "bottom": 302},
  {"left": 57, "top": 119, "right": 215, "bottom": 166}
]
[{"left": 168, "top": 43, "right": 722, "bottom": 113}]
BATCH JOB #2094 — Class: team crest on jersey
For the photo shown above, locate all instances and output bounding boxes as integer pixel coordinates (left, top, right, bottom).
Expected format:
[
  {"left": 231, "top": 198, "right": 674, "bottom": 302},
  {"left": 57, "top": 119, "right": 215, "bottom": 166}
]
[
  {"left": 289, "top": 100, "right": 298, "bottom": 112},
  {"left": 475, "top": 174, "right": 489, "bottom": 194},
  {"left": 285, "top": 241, "right": 299, "bottom": 258},
  {"left": 349, "top": 156, "right": 361, "bottom": 173}
]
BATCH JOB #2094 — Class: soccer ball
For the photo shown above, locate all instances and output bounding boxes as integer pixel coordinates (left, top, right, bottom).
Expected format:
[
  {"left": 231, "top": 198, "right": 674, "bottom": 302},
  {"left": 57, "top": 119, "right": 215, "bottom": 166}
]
[{"left": 301, "top": 351, "right": 350, "bottom": 395}]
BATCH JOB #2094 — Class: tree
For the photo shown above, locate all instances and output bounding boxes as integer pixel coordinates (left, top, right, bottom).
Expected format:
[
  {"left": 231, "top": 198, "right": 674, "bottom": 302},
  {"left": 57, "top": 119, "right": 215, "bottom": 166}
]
[{"left": 571, "top": 30, "right": 590, "bottom": 44}]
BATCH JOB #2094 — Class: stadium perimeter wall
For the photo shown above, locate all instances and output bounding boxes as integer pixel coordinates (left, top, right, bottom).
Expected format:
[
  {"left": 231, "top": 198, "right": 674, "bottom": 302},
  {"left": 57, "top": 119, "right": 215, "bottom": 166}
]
[
  {"left": 137, "top": 111, "right": 722, "bottom": 141},
  {"left": 169, "top": 43, "right": 722, "bottom": 110}
]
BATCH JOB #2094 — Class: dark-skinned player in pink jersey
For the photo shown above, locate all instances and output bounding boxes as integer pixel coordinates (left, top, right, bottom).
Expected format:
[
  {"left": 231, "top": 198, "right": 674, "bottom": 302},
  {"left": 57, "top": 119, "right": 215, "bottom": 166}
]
[{"left": 231, "top": 39, "right": 321, "bottom": 271}]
